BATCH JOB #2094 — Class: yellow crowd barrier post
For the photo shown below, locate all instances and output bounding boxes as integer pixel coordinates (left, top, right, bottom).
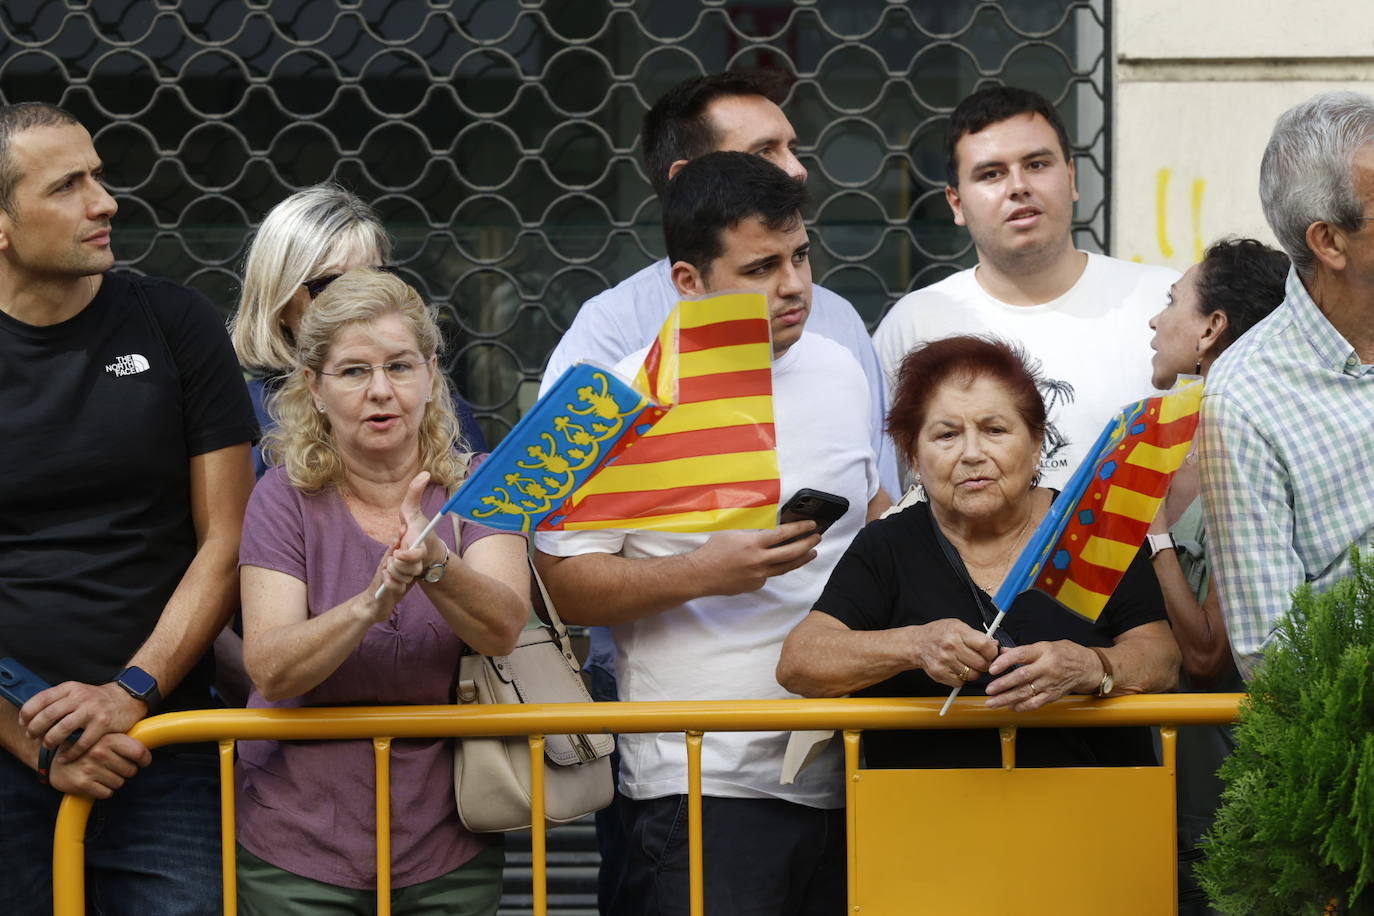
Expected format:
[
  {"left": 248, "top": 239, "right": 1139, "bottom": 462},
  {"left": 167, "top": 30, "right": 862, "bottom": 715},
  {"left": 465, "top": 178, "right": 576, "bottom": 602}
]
[
  {"left": 374, "top": 737, "right": 392, "bottom": 916},
  {"left": 686, "top": 729, "right": 705, "bottom": 916},
  {"left": 52, "top": 793, "right": 92, "bottom": 914},
  {"left": 1160, "top": 725, "right": 1180, "bottom": 905},
  {"left": 218, "top": 739, "right": 236, "bottom": 916},
  {"left": 48, "top": 694, "right": 1246, "bottom": 915},
  {"left": 843, "top": 730, "right": 861, "bottom": 913},
  {"left": 529, "top": 734, "right": 548, "bottom": 916}
]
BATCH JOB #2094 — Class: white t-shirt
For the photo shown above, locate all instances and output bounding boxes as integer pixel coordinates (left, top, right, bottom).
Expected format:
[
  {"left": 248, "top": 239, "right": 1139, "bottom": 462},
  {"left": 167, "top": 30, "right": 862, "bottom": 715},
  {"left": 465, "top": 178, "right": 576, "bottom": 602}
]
[
  {"left": 873, "top": 253, "right": 1178, "bottom": 489},
  {"left": 535, "top": 332, "right": 878, "bottom": 809}
]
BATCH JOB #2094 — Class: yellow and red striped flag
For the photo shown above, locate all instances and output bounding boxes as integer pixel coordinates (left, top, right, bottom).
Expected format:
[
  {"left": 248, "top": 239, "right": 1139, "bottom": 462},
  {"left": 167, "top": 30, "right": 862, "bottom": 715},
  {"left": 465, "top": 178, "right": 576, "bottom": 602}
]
[
  {"left": 1030, "top": 376, "right": 1204, "bottom": 620},
  {"left": 549, "top": 291, "right": 780, "bottom": 532}
]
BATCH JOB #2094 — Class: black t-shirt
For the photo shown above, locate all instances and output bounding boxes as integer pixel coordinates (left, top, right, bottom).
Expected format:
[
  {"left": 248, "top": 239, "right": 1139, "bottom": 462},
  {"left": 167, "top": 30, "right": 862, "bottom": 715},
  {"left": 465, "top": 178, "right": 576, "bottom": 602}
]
[
  {"left": 0, "top": 273, "right": 257, "bottom": 710},
  {"left": 816, "top": 497, "right": 1167, "bottom": 769}
]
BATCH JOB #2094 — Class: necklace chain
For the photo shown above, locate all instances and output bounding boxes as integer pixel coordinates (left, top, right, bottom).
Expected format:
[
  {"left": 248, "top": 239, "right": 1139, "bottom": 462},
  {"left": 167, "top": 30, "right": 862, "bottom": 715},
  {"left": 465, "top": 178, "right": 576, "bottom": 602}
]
[{"left": 964, "top": 508, "right": 1034, "bottom": 594}]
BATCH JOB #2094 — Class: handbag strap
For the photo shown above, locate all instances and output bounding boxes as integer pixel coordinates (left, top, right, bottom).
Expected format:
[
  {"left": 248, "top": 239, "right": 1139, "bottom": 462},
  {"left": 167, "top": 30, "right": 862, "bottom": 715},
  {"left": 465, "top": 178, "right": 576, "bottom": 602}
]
[{"left": 449, "top": 511, "right": 574, "bottom": 656}]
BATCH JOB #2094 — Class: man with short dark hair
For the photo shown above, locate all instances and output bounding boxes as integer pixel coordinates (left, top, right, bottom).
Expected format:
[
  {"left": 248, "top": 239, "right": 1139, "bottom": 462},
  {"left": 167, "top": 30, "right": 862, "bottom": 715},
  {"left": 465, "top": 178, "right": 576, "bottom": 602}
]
[
  {"left": 0, "top": 102, "right": 257, "bottom": 914},
  {"left": 536, "top": 152, "right": 880, "bottom": 916},
  {"left": 875, "top": 85, "right": 1177, "bottom": 488},
  {"left": 540, "top": 73, "right": 894, "bottom": 911},
  {"left": 1201, "top": 91, "right": 1374, "bottom": 676}
]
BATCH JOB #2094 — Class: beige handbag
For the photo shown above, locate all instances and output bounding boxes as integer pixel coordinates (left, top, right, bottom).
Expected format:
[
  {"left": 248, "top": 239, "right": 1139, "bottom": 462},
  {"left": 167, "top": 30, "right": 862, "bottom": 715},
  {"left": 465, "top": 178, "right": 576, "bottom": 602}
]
[{"left": 452, "top": 542, "right": 614, "bottom": 833}]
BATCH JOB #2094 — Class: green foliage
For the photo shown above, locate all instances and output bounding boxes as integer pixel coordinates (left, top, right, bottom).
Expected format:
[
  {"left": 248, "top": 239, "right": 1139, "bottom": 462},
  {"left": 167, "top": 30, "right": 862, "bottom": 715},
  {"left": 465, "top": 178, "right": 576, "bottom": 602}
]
[{"left": 1199, "top": 550, "right": 1374, "bottom": 915}]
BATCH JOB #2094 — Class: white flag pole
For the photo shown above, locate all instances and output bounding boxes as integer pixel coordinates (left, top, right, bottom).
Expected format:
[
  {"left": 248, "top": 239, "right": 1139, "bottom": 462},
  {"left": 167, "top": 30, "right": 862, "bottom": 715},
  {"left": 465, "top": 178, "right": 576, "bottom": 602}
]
[
  {"left": 937, "top": 608, "right": 1010, "bottom": 717},
  {"left": 373, "top": 512, "right": 446, "bottom": 600}
]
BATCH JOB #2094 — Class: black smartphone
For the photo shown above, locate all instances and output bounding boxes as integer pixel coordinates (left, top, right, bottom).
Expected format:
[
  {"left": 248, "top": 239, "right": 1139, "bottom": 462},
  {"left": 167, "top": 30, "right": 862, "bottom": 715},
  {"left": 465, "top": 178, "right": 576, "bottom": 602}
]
[
  {"left": 0, "top": 657, "right": 51, "bottom": 709},
  {"left": 775, "top": 488, "right": 850, "bottom": 545}
]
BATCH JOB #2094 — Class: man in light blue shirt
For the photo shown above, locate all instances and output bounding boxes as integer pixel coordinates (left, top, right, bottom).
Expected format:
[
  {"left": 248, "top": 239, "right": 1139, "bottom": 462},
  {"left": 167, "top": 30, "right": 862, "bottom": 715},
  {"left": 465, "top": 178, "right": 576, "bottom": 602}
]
[
  {"left": 1200, "top": 91, "right": 1374, "bottom": 677},
  {"left": 541, "top": 72, "right": 898, "bottom": 499}
]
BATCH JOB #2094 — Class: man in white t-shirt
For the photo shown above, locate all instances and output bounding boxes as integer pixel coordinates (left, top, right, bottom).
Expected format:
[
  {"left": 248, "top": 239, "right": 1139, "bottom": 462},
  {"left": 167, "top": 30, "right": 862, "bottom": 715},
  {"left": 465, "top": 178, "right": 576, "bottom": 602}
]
[
  {"left": 536, "top": 153, "right": 882, "bottom": 916},
  {"left": 874, "top": 86, "right": 1177, "bottom": 489}
]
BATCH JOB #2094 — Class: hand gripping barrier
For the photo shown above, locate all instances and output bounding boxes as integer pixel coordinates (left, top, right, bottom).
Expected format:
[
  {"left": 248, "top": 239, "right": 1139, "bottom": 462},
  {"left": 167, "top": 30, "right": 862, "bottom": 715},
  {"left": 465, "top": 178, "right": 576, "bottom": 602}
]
[{"left": 51, "top": 694, "right": 1244, "bottom": 916}]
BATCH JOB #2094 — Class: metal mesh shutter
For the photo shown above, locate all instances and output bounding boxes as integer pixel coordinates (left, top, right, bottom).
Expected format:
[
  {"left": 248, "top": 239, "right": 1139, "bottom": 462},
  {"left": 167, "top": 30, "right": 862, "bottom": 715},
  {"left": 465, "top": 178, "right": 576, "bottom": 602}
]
[
  {"left": 2, "top": 5, "right": 1108, "bottom": 910},
  {"left": 1, "top": 0, "right": 1108, "bottom": 449}
]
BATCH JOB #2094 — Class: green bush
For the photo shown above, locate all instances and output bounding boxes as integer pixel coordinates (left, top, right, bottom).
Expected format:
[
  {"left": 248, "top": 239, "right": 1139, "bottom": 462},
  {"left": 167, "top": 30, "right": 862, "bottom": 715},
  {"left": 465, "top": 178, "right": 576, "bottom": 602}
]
[{"left": 1199, "top": 550, "right": 1374, "bottom": 915}]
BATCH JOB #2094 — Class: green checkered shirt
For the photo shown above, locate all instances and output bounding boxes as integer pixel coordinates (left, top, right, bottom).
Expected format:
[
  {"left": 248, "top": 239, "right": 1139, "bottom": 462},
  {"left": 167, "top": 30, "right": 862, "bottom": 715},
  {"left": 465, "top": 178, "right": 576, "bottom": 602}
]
[{"left": 1199, "top": 268, "right": 1374, "bottom": 677}]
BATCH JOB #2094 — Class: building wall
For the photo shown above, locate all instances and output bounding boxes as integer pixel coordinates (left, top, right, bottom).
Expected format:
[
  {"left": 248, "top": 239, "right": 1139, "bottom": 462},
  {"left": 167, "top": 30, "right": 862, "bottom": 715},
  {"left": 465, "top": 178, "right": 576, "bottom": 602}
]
[{"left": 1112, "top": 0, "right": 1374, "bottom": 269}]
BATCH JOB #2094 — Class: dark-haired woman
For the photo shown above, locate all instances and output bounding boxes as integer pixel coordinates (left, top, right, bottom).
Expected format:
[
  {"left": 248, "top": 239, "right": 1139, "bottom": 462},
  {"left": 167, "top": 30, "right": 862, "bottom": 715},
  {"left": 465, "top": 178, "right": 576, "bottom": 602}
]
[
  {"left": 1146, "top": 237, "right": 1289, "bottom": 915},
  {"left": 777, "top": 335, "right": 1180, "bottom": 768}
]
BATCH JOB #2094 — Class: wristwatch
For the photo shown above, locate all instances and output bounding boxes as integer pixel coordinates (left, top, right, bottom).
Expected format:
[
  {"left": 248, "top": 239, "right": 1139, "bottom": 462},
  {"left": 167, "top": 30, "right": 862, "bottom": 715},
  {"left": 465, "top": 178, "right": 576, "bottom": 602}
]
[
  {"left": 423, "top": 544, "right": 450, "bottom": 583},
  {"left": 115, "top": 666, "right": 161, "bottom": 714},
  {"left": 1146, "top": 532, "right": 1176, "bottom": 558},
  {"left": 1089, "top": 647, "right": 1115, "bottom": 697}
]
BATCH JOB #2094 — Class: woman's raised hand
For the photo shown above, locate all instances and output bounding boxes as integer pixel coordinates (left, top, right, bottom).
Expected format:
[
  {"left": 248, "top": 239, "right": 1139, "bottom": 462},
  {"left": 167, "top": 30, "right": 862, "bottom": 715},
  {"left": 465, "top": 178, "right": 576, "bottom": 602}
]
[
  {"left": 364, "top": 530, "right": 427, "bottom": 621},
  {"left": 398, "top": 471, "right": 447, "bottom": 567},
  {"left": 907, "top": 618, "right": 999, "bottom": 688}
]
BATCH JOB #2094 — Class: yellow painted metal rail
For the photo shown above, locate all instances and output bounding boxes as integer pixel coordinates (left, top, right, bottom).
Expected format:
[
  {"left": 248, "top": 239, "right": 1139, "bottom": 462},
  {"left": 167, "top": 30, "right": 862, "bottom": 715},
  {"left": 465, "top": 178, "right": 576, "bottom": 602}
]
[{"left": 51, "top": 694, "right": 1244, "bottom": 915}]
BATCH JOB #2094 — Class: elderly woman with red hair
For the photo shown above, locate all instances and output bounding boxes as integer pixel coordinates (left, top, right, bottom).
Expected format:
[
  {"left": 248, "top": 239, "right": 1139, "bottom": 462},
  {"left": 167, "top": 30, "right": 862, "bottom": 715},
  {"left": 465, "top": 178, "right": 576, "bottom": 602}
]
[{"left": 777, "top": 335, "right": 1180, "bottom": 768}]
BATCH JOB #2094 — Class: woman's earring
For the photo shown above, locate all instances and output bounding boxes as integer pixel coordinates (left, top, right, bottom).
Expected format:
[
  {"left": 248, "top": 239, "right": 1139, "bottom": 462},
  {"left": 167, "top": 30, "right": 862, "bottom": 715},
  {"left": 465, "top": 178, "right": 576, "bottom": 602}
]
[
  {"left": 913, "top": 473, "right": 927, "bottom": 503},
  {"left": 317, "top": 403, "right": 326, "bottom": 413}
]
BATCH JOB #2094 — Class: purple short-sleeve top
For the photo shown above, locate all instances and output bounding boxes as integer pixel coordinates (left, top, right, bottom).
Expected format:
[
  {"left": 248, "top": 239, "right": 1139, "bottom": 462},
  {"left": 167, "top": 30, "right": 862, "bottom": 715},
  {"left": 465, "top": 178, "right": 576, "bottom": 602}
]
[{"left": 235, "top": 465, "right": 513, "bottom": 890}]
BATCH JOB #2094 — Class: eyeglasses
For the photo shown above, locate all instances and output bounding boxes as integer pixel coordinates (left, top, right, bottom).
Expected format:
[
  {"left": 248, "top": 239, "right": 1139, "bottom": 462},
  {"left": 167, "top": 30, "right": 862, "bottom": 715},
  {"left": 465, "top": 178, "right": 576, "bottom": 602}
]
[
  {"left": 303, "top": 265, "right": 406, "bottom": 300},
  {"left": 317, "top": 360, "right": 422, "bottom": 390}
]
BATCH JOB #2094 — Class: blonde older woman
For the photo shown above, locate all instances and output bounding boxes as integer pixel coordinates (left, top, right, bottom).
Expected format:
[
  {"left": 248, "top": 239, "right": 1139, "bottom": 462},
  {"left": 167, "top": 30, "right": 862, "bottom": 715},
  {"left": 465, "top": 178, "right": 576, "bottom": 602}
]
[
  {"left": 235, "top": 268, "right": 526, "bottom": 914},
  {"left": 231, "top": 184, "right": 485, "bottom": 477}
]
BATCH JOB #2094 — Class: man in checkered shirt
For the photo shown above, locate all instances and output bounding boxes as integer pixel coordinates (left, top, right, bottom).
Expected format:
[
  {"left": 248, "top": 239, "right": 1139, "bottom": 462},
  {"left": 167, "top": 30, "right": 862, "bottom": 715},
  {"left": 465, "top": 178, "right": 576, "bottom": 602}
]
[{"left": 1200, "top": 91, "right": 1374, "bottom": 677}]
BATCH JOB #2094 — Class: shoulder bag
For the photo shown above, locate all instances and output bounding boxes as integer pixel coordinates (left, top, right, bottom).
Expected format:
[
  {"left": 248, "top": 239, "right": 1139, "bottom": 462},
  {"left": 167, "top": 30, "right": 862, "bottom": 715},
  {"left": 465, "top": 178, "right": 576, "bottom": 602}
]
[{"left": 452, "top": 521, "right": 614, "bottom": 832}]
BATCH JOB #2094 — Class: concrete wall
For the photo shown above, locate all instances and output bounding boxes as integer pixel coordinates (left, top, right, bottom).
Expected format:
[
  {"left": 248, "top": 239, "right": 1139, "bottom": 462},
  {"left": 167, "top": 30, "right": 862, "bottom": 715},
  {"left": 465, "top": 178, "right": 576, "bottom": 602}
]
[{"left": 1112, "top": 0, "right": 1374, "bottom": 268}]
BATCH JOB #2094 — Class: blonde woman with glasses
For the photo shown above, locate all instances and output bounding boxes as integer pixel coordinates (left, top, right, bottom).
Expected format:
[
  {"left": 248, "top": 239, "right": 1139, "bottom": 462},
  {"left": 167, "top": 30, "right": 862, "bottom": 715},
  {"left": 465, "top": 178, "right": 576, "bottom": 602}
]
[{"left": 235, "top": 268, "right": 527, "bottom": 913}]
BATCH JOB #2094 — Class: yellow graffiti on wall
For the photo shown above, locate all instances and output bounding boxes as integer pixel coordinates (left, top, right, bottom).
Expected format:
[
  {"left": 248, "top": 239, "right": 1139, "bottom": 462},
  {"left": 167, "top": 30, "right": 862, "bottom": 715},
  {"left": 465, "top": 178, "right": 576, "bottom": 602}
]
[{"left": 1132, "top": 168, "right": 1206, "bottom": 264}]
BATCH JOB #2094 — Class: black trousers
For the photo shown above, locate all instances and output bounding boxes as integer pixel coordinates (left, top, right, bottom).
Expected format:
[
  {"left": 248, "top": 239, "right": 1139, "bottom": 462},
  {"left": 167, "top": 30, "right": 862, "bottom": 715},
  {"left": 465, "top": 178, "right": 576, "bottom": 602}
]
[{"left": 609, "top": 794, "right": 846, "bottom": 916}]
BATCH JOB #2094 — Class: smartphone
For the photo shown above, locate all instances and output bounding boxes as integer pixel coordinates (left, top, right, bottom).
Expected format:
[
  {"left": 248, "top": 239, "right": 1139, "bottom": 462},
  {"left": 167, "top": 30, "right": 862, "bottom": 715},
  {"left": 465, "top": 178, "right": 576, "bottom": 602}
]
[
  {"left": 775, "top": 488, "right": 850, "bottom": 546},
  {"left": 0, "top": 657, "right": 51, "bottom": 709}
]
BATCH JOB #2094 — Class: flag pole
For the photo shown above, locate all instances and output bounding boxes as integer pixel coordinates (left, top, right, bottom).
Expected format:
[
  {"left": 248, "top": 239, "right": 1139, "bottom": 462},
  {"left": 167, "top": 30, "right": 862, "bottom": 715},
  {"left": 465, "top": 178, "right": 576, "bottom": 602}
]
[
  {"left": 373, "top": 512, "right": 445, "bottom": 601},
  {"left": 938, "top": 610, "right": 1010, "bottom": 715}
]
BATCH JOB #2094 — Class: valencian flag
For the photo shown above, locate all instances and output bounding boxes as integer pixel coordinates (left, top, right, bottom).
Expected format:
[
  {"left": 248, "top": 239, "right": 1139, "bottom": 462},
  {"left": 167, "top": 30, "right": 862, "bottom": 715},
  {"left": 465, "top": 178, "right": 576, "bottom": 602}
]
[
  {"left": 939, "top": 375, "right": 1204, "bottom": 714},
  {"left": 438, "top": 291, "right": 777, "bottom": 534}
]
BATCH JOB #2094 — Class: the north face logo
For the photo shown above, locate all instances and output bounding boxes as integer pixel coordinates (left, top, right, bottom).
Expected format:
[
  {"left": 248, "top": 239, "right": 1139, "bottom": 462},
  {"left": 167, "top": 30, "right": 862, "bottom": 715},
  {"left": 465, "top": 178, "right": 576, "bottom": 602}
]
[{"left": 106, "top": 354, "right": 150, "bottom": 376}]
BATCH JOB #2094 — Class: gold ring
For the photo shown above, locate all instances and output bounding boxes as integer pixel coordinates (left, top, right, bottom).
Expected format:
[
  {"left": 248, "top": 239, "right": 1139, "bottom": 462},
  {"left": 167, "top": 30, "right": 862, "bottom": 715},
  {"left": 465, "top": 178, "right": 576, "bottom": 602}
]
[
  {"left": 1028, "top": 682, "right": 1039, "bottom": 695},
  {"left": 958, "top": 664, "right": 972, "bottom": 683}
]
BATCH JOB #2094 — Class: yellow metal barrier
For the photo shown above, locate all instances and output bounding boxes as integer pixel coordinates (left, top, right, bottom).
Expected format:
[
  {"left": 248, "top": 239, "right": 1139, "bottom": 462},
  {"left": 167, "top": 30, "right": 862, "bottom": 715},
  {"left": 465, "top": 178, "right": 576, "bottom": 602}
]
[{"left": 51, "top": 694, "right": 1243, "bottom": 915}]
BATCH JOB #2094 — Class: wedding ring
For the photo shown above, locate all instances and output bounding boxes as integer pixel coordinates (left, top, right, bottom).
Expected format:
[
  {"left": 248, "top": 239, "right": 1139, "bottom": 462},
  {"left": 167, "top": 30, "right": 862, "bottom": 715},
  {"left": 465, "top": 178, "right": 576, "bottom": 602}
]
[
  {"left": 958, "top": 664, "right": 972, "bottom": 683},
  {"left": 1028, "top": 682, "right": 1039, "bottom": 695}
]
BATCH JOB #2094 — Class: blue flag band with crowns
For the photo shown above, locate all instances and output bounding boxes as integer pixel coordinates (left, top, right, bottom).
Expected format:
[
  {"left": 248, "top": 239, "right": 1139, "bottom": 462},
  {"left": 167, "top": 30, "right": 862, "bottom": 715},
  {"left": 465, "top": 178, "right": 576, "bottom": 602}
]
[{"left": 438, "top": 363, "right": 668, "bottom": 533}]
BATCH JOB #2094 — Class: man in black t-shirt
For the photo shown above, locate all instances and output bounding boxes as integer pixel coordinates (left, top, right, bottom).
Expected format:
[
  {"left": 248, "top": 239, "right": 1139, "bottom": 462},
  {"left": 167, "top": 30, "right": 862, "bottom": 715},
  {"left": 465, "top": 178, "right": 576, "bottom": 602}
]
[{"left": 0, "top": 103, "right": 257, "bottom": 915}]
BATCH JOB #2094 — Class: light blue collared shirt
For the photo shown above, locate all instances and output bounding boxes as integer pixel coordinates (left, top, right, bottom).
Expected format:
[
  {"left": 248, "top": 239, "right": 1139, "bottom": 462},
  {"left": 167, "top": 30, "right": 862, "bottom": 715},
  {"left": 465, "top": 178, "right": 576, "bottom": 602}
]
[{"left": 1199, "top": 268, "right": 1374, "bottom": 676}]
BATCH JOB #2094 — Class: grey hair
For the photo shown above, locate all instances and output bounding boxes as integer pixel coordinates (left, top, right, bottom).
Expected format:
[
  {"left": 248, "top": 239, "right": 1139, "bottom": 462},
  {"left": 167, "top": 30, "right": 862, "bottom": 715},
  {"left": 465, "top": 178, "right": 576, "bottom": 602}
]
[
  {"left": 230, "top": 183, "right": 392, "bottom": 374},
  {"left": 0, "top": 102, "right": 81, "bottom": 217},
  {"left": 1260, "top": 91, "right": 1374, "bottom": 279}
]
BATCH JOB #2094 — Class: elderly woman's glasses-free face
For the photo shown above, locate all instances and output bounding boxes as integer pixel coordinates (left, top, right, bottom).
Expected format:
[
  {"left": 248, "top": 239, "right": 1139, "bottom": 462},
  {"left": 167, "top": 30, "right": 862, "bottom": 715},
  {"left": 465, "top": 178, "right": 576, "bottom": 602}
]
[
  {"left": 303, "top": 265, "right": 405, "bottom": 299},
  {"left": 317, "top": 360, "right": 422, "bottom": 391}
]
